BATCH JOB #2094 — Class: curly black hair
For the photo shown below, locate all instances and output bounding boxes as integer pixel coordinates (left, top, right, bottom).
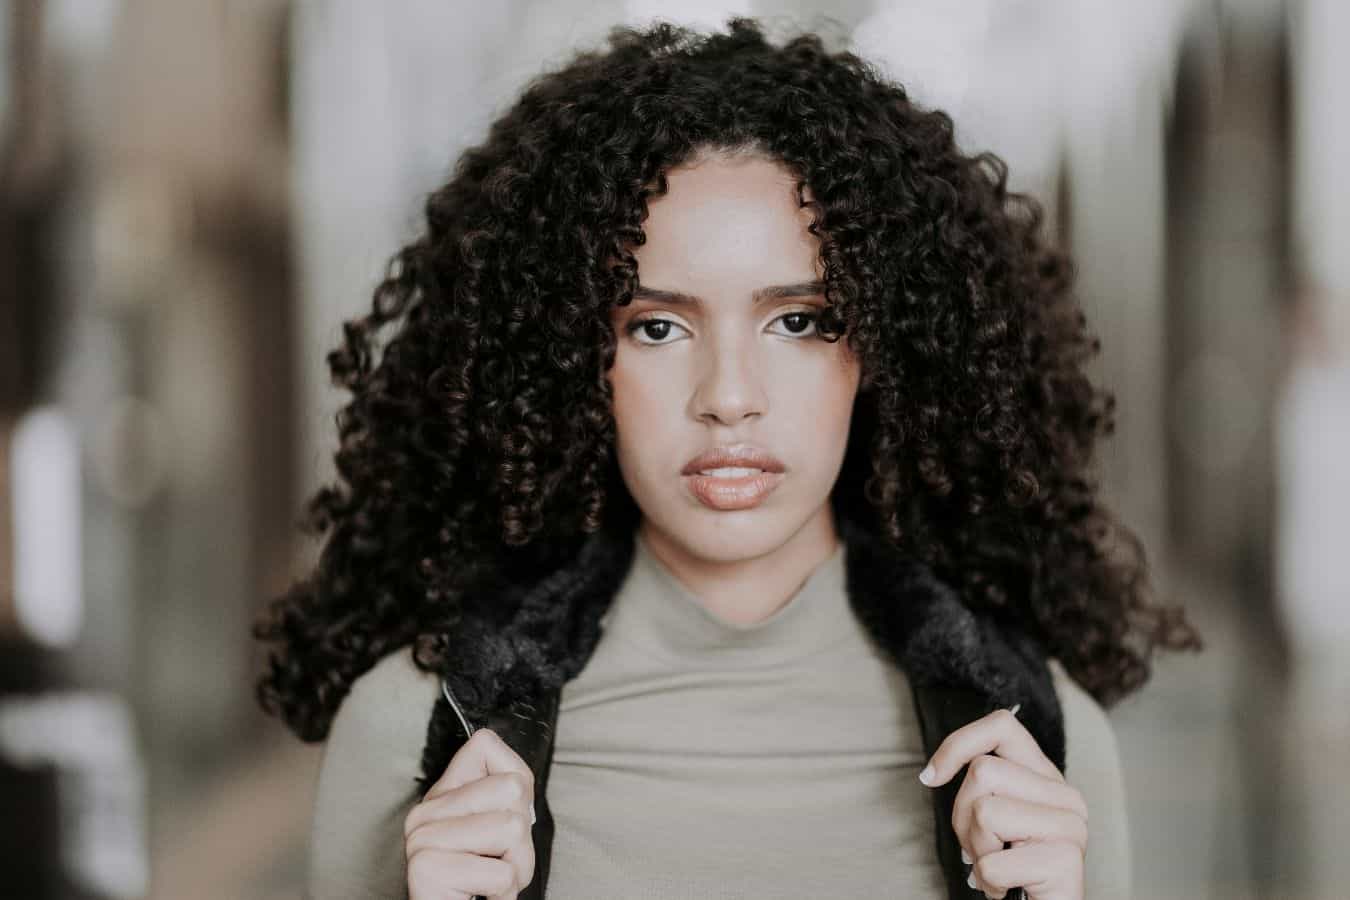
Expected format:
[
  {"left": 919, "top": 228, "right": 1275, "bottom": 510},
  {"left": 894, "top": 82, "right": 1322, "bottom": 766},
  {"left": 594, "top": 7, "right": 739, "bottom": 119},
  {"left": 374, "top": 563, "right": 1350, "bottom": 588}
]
[{"left": 254, "top": 16, "right": 1201, "bottom": 742}]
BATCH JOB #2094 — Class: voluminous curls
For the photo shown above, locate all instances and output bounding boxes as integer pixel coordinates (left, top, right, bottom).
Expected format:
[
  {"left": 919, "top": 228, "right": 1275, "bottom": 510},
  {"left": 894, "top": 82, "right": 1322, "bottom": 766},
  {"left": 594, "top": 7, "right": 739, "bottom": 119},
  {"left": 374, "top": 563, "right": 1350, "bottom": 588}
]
[{"left": 254, "top": 16, "right": 1201, "bottom": 742}]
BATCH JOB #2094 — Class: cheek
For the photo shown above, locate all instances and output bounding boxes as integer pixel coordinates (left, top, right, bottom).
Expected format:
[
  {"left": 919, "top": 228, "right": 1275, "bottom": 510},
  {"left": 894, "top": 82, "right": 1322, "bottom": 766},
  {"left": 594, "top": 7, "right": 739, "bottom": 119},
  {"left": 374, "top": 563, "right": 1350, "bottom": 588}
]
[
  {"left": 607, "top": 354, "right": 673, "bottom": 459},
  {"left": 777, "top": 352, "right": 861, "bottom": 453},
  {"left": 817, "top": 380, "right": 860, "bottom": 466}
]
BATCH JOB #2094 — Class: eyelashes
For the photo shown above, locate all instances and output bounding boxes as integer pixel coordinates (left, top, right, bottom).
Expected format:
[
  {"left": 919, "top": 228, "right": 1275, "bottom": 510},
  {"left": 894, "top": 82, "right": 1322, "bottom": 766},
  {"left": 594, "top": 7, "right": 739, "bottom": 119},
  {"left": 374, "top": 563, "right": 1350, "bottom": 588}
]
[{"left": 625, "top": 310, "right": 820, "bottom": 346}]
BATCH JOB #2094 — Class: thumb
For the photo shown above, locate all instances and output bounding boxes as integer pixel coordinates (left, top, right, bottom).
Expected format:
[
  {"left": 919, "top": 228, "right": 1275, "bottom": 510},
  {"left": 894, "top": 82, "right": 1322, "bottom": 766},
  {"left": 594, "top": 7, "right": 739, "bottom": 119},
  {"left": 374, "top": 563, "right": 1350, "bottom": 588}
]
[{"left": 426, "top": 727, "right": 534, "bottom": 800}]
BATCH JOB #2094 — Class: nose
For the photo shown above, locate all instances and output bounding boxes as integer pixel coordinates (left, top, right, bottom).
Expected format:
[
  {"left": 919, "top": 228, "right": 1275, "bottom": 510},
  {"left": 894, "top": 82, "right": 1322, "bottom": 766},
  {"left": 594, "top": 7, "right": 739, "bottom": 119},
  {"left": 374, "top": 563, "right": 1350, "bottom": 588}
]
[{"left": 691, "top": 340, "right": 767, "bottom": 427}]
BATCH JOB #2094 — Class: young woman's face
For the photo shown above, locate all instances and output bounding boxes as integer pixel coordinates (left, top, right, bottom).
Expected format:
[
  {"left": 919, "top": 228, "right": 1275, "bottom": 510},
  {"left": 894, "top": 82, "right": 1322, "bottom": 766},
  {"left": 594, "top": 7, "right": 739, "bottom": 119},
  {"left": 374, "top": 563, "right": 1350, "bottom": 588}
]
[{"left": 607, "top": 152, "right": 862, "bottom": 563}]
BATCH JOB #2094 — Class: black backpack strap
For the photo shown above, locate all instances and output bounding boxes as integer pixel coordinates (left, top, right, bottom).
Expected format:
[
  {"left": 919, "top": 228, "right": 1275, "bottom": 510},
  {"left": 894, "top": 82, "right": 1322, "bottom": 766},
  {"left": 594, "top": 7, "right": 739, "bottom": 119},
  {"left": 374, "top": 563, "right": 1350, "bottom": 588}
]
[
  {"left": 485, "top": 688, "right": 561, "bottom": 900},
  {"left": 418, "top": 677, "right": 562, "bottom": 900}
]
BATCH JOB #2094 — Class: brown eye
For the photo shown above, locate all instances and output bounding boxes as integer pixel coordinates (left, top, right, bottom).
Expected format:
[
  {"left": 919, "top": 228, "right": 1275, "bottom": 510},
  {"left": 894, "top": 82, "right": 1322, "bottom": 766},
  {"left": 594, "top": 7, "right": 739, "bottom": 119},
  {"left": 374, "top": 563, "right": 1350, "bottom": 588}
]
[
  {"left": 626, "top": 317, "right": 688, "bottom": 345},
  {"left": 641, "top": 321, "right": 672, "bottom": 340},
  {"left": 771, "top": 311, "right": 819, "bottom": 337}
]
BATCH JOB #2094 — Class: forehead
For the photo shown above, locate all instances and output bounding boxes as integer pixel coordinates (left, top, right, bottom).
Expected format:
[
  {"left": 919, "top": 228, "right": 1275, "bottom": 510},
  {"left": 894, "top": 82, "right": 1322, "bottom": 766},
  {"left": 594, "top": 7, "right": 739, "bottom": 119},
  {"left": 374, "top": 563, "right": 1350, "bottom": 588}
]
[{"left": 633, "top": 154, "right": 822, "bottom": 286}]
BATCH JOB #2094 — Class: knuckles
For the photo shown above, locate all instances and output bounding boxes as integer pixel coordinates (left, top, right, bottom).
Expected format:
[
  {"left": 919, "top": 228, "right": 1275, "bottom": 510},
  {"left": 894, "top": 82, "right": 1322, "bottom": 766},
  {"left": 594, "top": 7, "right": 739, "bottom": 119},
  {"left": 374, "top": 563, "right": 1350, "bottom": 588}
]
[
  {"left": 407, "top": 849, "right": 518, "bottom": 900},
  {"left": 403, "top": 821, "right": 434, "bottom": 859},
  {"left": 469, "top": 727, "right": 500, "bottom": 750},
  {"left": 403, "top": 792, "right": 444, "bottom": 841},
  {"left": 486, "top": 861, "right": 519, "bottom": 898},
  {"left": 1069, "top": 812, "right": 1090, "bottom": 850},
  {"left": 966, "top": 753, "right": 997, "bottom": 788},
  {"left": 1053, "top": 838, "right": 1087, "bottom": 873},
  {"left": 401, "top": 766, "right": 534, "bottom": 843},
  {"left": 405, "top": 846, "right": 437, "bottom": 884},
  {"left": 504, "top": 808, "right": 531, "bottom": 843},
  {"left": 503, "top": 770, "right": 533, "bottom": 806},
  {"left": 402, "top": 808, "right": 533, "bottom": 858},
  {"left": 970, "top": 792, "right": 999, "bottom": 831},
  {"left": 971, "top": 857, "right": 1003, "bottom": 892},
  {"left": 1069, "top": 786, "right": 1090, "bottom": 823},
  {"left": 403, "top": 801, "right": 429, "bottom": 842}
]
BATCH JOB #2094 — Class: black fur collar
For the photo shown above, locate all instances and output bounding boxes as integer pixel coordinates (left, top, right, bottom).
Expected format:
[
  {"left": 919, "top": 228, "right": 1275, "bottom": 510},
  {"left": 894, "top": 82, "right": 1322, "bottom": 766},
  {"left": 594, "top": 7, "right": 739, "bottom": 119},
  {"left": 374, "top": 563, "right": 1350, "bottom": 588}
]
[
  {"left": 429, "top": 511, "right": 1064, "bottom": 774},
  {"left": 836, "top": 513, "right": 1065, "bottom": 769}
]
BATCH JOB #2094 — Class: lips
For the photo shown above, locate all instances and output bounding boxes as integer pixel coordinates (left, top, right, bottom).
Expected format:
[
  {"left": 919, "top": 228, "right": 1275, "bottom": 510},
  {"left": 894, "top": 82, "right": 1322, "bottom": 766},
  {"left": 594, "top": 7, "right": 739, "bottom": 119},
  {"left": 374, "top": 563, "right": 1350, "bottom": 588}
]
[
  {"left": 681, "top": 444, "right": 786, "bottom": 511},
  {"left": 681, "top": 445, "right": 786, "bottom": 476}
]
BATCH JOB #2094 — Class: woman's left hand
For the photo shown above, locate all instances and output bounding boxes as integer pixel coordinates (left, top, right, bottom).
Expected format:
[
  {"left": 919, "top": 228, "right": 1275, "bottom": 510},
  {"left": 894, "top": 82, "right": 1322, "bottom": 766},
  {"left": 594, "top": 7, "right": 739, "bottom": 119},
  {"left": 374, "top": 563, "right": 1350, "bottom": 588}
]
[{"left": 918, "top": 706, "right": 1088, "bottom": 900}]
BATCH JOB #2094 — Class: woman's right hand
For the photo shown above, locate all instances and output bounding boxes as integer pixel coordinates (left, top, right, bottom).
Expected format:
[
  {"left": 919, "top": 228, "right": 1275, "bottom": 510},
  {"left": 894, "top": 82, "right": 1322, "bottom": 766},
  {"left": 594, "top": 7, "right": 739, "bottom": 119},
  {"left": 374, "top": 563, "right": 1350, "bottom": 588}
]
[{"left": 403, "top": 727, "right": 537, "bottom": 900}]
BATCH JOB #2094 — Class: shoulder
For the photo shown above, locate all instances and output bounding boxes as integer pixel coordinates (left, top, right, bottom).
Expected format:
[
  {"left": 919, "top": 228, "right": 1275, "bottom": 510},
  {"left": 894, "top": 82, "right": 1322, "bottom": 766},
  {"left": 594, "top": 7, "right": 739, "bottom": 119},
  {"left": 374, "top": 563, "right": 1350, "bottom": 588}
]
[
  {"left": 339, "top": 646, "right": 444, "bottom": 735},
  {"left": 308, "top": 646, "right": 442, "bottom": 899},
  {"left": 1047, "top": 658, "right": 1119, "bottom": 770},
  {"left": 321, "top": 645, "right": 443, "bottom": 780},
  {"left": 1047, "top": 657, "right": 1134, "bottom": 899},
  {"left": 319, "top": 644, "right": 442, "bottom": 787}
]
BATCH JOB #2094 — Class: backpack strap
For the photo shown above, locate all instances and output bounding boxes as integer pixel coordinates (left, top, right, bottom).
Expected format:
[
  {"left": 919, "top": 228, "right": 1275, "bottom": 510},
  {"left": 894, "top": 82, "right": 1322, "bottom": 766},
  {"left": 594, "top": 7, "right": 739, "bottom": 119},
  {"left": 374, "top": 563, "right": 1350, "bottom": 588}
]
[
  {"left": 488, "top": 690, "right": 561, "bottom": 900},
  {"left": 423, "top": 674, "right": 1054, "bottom": 900},
  {"left": 418, "top": 680, "right": 561, "bottom": 900}
]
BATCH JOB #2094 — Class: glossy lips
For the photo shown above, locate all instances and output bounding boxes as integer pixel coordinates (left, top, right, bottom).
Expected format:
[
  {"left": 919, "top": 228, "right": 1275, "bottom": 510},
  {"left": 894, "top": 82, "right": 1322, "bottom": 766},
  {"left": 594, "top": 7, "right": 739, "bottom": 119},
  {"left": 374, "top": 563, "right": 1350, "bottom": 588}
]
[{"left": 681, "top": 444, "right": 786, "bottom": 511}]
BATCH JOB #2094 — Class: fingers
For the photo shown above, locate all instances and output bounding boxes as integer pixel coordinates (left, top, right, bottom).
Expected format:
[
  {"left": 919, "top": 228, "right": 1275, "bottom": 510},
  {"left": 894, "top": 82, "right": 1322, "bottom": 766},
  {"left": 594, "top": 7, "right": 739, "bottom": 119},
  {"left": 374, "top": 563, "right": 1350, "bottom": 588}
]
[
  {"left": 951, "top": 752, "right": 1088, "bottom": 858},
  {"left": 429, "top": 727, "right": 536, "bottom": 798},
  {"left": 405, "top": 809, "right": 536, "bottom": 892},
  {"left": 970, "top": 839, "right": 1084, "bottom": 900},
  {"left": 403, "top": 728, "right": 539, "bottom": 900},
  {"left": 406, "top": 770, "right": 534, "bottom": 838},
  {"left": 406, "top": 846, "right": 520, "bottom": 900},
  {"left": 959, "top": 792, "right": 1088, "bottom": 867},
  {"left": 918, "top": 709, "right": 1086, "bottom": 899},
  {"left": 920, "top": 707, "right": 1062, "bottom": 788}
]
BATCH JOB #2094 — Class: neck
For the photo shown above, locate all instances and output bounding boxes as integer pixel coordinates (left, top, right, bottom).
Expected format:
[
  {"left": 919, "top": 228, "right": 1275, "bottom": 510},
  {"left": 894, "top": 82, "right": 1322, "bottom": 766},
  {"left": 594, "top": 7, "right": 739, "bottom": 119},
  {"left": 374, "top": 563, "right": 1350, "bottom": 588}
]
[{"left": 636, "top": 505, "right": 841, "bottom": 627}]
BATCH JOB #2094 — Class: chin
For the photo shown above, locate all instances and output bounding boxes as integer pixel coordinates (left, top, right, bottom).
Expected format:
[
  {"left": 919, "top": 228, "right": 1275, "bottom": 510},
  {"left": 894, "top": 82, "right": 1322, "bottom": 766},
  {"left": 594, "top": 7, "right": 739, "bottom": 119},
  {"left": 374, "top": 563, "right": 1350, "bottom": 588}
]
[{"left": 657, "top": 505, "right": 807, "bottom": 563}]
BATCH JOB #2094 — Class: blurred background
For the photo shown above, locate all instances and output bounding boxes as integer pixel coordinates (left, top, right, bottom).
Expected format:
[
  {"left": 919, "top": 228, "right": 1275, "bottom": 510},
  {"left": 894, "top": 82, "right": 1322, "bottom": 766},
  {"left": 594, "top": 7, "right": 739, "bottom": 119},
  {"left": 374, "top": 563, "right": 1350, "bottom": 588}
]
[{"left": 1, "top": 0, "right": 1346, "bottom": 897}]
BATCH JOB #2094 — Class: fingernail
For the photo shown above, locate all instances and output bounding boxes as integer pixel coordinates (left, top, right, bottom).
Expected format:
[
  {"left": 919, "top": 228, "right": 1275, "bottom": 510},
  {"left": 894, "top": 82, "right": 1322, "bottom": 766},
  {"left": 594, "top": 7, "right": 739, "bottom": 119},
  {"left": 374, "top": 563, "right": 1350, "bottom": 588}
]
[
  {"left": 961, "top": 847, "right": 972, "bottom": 864},
  {"left": 530, "top": 802, "right": 537, "bottom": 825},
  {"left": 967, "top": 870, "right": 978, "bottom": 889},
  {"left": 1008, "top": 702, "right": 1022, "bottom": 717},
  {"left": 918, "top": 764, "right": 935, "bottom": 785}
]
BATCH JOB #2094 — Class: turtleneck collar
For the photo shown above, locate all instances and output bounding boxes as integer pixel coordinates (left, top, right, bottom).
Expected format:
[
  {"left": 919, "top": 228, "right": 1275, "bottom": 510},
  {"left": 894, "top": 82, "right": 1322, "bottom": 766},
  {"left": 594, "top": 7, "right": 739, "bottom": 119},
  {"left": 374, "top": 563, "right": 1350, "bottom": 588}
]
[
  {"left": 597, "top": 531, "right": 854, "bottom": 667},
  {"left": 429, "top": 510, "right": 1064, "bottom": 781}
]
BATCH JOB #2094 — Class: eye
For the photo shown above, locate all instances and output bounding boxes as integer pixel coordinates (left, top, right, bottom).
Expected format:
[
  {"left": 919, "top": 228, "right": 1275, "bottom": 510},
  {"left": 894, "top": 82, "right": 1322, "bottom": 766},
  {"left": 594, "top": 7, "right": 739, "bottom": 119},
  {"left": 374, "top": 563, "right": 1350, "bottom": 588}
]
[
  {"left": 624, "top": 310, "right": 821, "bottom": 345},
  {"left": 769, "top": 310, "right": 819, "bottom": 338},
  {"left": 626, "top": 316, "right": 689, "bottom": 345}
]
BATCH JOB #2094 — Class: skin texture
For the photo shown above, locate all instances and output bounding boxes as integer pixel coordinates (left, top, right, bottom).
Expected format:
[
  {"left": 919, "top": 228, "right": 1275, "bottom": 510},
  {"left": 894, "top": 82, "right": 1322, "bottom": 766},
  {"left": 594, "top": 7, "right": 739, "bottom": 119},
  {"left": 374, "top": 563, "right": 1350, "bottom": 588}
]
[
  {"left": 608, "top": 150, "right": 861, "bottom": 625},
  {"left": 920, "top": 707, "right": 1088, "bottom": 900}
]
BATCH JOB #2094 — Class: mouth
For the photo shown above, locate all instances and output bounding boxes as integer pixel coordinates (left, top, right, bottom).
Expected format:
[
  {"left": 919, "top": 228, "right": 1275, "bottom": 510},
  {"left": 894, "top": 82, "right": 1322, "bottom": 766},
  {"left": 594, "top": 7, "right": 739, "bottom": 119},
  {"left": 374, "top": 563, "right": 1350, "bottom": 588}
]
[
  {"left": 680, "top": 444, "right": 786, "bottom": 477},
  {"left": 682, "top": 468, "right": 785, "bottom": 510},
  {"left": 680, "top": 445, "right": 786, "bottom": 511},
  {"left": 691, "top": 466, "right": 769, "bottom": 478}
]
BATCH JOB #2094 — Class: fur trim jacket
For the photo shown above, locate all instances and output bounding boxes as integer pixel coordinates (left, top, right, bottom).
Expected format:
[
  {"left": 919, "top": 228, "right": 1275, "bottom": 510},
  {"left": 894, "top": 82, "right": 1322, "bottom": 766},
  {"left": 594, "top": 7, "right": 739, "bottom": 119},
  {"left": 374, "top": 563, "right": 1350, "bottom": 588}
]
[{"left": 415, "top": 513, "right": 1066, "bottom": 900}]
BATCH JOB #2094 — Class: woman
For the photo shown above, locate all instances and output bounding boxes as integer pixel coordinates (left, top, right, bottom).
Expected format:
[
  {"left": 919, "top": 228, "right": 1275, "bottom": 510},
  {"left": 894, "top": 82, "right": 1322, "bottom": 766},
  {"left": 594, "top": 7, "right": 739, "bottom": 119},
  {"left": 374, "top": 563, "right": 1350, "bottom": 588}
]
[{"left": 255, "top": 17, "right": 1201, "bottom": 900}]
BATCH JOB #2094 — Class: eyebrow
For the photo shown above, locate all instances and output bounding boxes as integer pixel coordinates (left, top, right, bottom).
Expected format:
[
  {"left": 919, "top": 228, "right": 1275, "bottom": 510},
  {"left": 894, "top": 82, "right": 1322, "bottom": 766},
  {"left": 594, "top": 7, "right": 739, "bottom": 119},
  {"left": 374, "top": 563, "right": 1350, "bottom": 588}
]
[{"left": 630, "top": 280, "right": 827, "bottom": 306}]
